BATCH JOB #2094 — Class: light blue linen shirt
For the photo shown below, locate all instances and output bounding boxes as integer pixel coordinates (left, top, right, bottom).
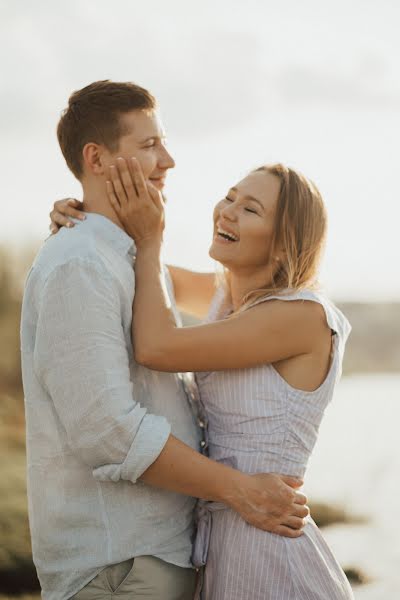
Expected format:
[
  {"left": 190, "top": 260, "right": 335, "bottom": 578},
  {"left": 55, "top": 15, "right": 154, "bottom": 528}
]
[{"left": 20, "top": 213, "right": 201, "bottom": 600}]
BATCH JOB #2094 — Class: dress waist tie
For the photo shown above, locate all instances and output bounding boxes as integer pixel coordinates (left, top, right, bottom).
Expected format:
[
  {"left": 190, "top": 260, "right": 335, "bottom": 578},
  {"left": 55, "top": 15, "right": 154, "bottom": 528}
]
[{"left": 192, "top": 501, "right": 227, "bottom": 568}]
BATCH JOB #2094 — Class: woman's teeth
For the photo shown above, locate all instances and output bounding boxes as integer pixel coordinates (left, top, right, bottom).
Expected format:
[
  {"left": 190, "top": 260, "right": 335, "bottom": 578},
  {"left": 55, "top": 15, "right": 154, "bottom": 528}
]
[{"left": 217, "top": 227, "right": 239, "bottom": 242}]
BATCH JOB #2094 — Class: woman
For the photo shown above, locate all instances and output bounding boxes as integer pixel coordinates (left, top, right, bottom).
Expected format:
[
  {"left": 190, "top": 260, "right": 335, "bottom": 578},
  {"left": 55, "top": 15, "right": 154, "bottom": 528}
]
[{"left": 50, "top": 160, "right": 353, "bottom": 599}]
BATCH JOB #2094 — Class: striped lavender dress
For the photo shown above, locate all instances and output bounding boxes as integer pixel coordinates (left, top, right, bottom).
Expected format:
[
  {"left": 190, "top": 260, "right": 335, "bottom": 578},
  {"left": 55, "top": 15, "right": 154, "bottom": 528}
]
[{"left": 192, "top": 288, "right": 354, "bottom": 600}]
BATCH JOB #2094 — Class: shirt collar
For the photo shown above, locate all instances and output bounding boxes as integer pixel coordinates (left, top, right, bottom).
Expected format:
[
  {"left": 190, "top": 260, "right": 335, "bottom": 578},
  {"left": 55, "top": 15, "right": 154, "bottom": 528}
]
[{"left": 77, "top": 212, "right": 136, "bottom": 258}]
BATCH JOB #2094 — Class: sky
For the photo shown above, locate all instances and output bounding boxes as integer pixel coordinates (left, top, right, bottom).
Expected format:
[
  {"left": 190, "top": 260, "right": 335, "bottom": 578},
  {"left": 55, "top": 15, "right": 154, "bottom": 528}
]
[{"left": 1, "top": 0, "right": 399, "bottom": 301}]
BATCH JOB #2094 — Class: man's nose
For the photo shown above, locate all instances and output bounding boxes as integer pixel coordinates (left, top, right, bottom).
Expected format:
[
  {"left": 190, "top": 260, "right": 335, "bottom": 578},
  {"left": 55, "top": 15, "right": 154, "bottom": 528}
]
[{"left": 159, "top": 146, "right": 175, "bottom": 170}]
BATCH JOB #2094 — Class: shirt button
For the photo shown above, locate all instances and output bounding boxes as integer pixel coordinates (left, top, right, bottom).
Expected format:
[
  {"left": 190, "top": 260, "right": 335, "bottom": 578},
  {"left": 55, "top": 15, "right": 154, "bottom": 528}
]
[
  {"left": 200, "top": 440, "right": 206, "bottom": 448},
  {"left": 198, "top": 420, "right": 205, "bottom": 428}
]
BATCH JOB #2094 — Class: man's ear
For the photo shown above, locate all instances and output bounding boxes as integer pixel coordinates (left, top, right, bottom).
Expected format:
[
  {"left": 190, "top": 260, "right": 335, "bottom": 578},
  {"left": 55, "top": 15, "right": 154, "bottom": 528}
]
[{"left": 82, "top": 142, "right": 107, "bottom": 176}]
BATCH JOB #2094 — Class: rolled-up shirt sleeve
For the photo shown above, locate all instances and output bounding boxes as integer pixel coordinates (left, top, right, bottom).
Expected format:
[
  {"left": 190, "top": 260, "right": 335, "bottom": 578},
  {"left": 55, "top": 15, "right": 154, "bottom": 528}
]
[{"left": 33, "top": 258, "right": 171, "bottom": 483}]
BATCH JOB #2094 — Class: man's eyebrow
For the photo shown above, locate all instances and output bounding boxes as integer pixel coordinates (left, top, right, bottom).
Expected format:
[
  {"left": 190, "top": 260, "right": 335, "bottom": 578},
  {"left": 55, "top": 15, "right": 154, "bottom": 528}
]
[
  {"left": 138, "top": 134, "right": 167, "bottom": 144},
  {"left": 138, "top": 135, "right": 158, "bottom": 143},
  {"left": 230, "top": 187, "right": 264, "bottom": 209}
]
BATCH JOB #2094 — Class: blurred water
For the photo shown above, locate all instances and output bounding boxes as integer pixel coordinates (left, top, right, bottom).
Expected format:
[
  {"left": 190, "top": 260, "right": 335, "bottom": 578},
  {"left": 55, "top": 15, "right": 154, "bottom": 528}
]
[{"left": 305, "top": 374, "right": 400, "bottom": 599}]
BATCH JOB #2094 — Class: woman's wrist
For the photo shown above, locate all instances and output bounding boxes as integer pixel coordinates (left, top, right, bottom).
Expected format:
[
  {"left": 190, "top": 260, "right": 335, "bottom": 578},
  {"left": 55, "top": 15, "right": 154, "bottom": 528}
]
[
  {"left": 135, "top": 235, "right": 163, "bottom": 253},
  {"left": 135, "top": 238, "right": 163, "bottom": 267}
]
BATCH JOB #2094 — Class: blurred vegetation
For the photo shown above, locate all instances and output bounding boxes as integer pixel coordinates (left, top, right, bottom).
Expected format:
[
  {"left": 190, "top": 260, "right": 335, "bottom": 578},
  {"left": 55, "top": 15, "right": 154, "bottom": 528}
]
[
  {"left": 0, "top": 246, "right": 40, "bottom": 596},
  {"left": 0, "top": 596, "right": 39, "bottom": 600},
  {"left": 338, "top": 302, "right": 400, "bottom": 374},
  {"left": 0, "top": 243, "right": 398, "bottom": 595},
  {"left": 308, "top": 501, "right": 366, "bottom": 528}
]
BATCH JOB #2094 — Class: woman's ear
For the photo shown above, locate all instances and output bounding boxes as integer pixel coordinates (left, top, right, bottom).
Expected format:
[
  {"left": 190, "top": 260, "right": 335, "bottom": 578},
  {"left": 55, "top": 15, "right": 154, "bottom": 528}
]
[
  {"left": 82, "top": 142, "right": 107, "bottom": 176},
  {"left": 274, "top": 245, "right": 286, "bottom": 263}
]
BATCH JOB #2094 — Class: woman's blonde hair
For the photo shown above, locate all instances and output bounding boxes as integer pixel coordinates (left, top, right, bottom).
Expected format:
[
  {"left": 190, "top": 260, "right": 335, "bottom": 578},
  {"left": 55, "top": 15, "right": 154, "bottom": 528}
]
[{"left": 223, "top": 163, "right": 328, "bottom": 311}]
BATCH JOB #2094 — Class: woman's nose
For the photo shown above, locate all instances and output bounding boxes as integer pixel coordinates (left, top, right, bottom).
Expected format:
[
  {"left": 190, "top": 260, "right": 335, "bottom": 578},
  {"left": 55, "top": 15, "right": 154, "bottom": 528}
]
[{"left": 220, "top": 203, "right": 237, "bottom": 221}]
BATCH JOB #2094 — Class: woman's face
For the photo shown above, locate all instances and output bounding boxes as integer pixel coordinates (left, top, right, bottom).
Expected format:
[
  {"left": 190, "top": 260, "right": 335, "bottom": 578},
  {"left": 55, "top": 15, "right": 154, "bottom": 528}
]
[{"left": 209, "top": 170, "right": 281, "bottom": 273}]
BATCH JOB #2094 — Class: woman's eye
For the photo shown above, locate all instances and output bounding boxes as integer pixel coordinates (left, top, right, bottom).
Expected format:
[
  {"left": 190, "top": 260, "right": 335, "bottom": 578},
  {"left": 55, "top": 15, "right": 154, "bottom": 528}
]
[
  {"left": 245, "top": 207, "right": 258, "bottom": 214},
  {"left": 224, "top": 196, "right": 234, "bottom": 202}
]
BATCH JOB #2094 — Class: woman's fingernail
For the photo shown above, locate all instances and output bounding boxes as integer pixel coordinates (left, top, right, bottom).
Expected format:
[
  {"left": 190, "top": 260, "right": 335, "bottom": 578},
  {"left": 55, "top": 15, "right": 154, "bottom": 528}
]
[{"left": 79, "top": 215, "right": 86, "bottom": 220}]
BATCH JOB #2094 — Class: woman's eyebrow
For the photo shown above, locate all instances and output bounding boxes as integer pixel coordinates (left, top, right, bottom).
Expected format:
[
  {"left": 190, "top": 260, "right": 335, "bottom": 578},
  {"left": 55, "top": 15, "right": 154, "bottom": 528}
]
[{"left": 231, "top": 187, "right": 264, "bottom": 209}]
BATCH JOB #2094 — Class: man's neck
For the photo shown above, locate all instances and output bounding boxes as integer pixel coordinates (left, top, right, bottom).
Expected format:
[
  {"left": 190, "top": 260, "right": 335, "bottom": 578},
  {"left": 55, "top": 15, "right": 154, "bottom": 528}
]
[{"left": 82, "top": 185, "right": 124, "bottom": 231}]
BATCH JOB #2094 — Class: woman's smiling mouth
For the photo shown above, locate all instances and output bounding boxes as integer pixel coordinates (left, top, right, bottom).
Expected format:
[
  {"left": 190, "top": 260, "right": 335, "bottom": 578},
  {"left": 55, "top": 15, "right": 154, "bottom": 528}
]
[{"left": 215, "top": 226, "right": 240, "bottom": 243}]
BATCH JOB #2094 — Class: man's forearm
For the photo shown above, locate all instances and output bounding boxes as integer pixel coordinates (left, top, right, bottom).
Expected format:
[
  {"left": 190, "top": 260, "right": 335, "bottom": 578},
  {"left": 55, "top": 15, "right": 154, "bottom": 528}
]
[
  {"left": 140, "top": 434, "right": 248, "bottom": 506},
  {"left": 140, "top": 434, "right": 308, "bottom": 538}
]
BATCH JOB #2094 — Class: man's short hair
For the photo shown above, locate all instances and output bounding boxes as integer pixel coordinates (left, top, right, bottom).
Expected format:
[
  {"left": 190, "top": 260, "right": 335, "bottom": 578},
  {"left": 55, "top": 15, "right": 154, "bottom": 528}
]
[{"left": 57, "top": 80, "right": 156, "bottom": 180}]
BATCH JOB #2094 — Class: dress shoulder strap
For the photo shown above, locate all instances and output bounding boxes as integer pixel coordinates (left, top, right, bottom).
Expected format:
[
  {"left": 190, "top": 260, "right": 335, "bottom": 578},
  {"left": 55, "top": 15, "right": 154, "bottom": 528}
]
[{"left": 248, "top": 288, "right": 351, "bottom": 350}]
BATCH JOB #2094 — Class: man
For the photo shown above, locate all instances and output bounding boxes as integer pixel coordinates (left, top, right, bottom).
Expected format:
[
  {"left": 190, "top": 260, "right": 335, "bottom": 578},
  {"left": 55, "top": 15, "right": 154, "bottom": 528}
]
[{"left": 21, "top": 80, "right": 308, "bottom": 600}]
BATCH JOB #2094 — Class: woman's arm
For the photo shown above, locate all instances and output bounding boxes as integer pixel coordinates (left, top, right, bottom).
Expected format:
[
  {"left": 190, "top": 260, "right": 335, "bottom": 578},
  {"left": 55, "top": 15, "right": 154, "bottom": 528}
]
[
  {"left": 107, "top": 157, "right": 325, "bottom": 373},
  {"left": 49, "top": 198, "right": 85, "bottom": 233},
  {"left": 47, "top": 198, "right": 215, "bottom": 319},
  {"left": 167, "top": 266, "right": 216, "bottom": 319},
  {"left": 133, "top": 243, "right": 324, "bottom": 372}
]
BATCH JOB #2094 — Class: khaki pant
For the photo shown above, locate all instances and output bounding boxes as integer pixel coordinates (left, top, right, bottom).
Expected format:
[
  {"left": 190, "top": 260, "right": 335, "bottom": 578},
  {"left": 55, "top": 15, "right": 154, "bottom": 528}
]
[{"left": 71, "top": 556, "right": 197, "bottom": 599}]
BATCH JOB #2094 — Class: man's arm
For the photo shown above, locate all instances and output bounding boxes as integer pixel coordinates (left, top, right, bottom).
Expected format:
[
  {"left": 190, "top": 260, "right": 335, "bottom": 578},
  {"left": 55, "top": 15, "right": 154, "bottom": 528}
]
[
  {"left": 140, "top": 435, "right": 308, "bottom": 536},
  {"left": 33, "top": 258, "right": 171, "bottom": 482},
  {"left": 34, "top": 259, "right": 308, "bottom": 536}
]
